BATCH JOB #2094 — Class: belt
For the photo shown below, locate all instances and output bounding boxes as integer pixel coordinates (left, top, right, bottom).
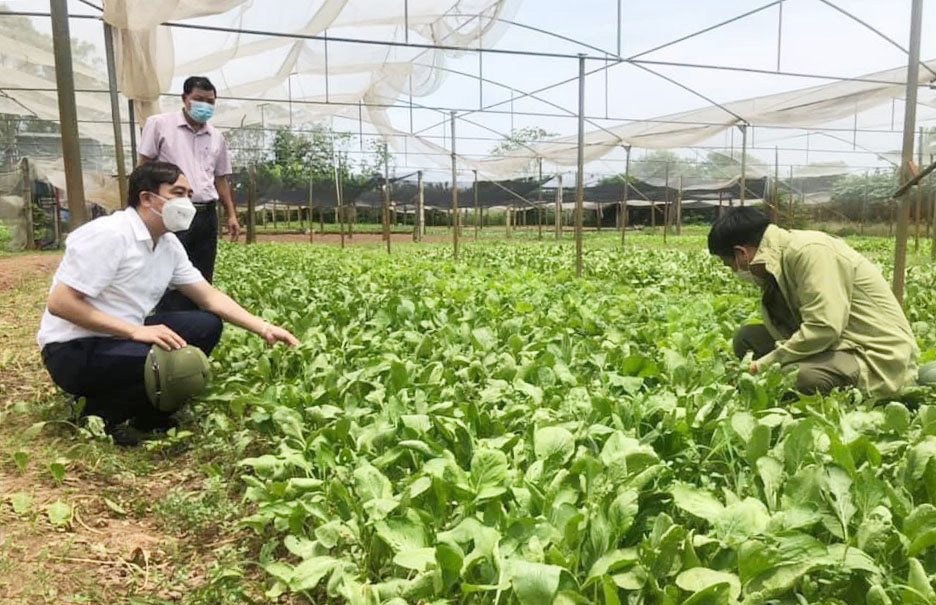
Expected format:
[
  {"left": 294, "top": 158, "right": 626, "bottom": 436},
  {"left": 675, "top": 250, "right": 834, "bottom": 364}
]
[{"left": 193, "top": 200, "right": 217, "bottom": 211}]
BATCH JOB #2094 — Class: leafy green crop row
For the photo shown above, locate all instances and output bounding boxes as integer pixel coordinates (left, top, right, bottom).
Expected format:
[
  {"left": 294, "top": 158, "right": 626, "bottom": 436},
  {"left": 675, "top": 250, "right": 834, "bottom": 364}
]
[{"left": 207, "top": 235, "right": 936, "bottom": 605}]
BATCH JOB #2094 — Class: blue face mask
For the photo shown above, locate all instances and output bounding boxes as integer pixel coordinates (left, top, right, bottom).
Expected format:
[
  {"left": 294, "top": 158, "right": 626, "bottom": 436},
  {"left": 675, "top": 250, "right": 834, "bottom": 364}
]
[{"left": 188, "top": 100, "right": 214, "bottom": 123}]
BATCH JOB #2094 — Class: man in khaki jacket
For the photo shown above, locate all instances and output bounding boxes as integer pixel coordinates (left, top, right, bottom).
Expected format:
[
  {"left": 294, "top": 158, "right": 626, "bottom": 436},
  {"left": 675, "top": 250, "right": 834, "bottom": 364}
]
[{"left": 708, "top": 207, "right": 918, "bottom": 397}]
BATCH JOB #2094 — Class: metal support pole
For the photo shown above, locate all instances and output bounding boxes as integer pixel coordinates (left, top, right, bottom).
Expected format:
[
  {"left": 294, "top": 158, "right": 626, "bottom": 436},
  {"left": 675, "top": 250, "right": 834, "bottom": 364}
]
[
  {"left": 103, "top": 22, "right": 127, "bottom": 207},
  {"left": 892, "top": 0, "right": 923, "bottom": 303},
  {"left": 474, "top": 169, "right": 480, "bottom": 240},
  {"left": 574, "top": 54, "right": 586, "bottom": 277},
  {"left": 383, "top": 153, "right": 391, "bottom": 253},
  {"left": 776, "top": 0, "right": 783, "bottom": 71},
  {"left": 50, "top": 0, "right": 87, "bottom": 228},
  {"left": 616, "top": 0, "right": 622, "bottom": 56},
  {"left": 739, "top": 123, "right": 748, "bottom": 206},
  {"left": 451, "top": 111, "right": 459, "bottom": 259},
  {"left": 246, "top": 165, "right": 256, "bottom": 244}
]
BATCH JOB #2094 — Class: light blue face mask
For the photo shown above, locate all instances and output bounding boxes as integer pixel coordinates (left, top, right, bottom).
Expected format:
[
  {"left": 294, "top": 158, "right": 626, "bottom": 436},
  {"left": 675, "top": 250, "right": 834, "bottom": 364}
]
[{"left": 188, "top": 100, "right": 215, "bottom": 123}]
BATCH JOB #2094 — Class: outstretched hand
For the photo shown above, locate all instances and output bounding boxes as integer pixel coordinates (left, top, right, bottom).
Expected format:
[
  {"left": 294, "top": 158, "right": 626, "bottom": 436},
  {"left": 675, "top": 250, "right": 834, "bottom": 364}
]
[{"left": 261, "top": 323, "right": 299, "bottom": 347}]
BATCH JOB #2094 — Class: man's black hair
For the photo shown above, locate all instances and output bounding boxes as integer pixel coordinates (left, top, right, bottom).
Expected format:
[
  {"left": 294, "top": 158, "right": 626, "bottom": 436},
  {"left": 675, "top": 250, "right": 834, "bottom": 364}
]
[
  {"left": 182, "top": 76, "right": 217, "bottom": 97},
  {"left": 128, "top": 162, "right": 184, "bottom": 208},
  {"left": 707, "top": 207, "right": 772, "bottom": 258}
]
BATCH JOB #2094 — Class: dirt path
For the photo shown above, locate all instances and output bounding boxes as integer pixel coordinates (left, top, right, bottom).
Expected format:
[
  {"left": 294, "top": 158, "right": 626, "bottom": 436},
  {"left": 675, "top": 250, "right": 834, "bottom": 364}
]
[
  {"left": 0, "top": 253, "right": 60, "bottom": 293},
  {"left": 0, "top": 265, "right": 273, "bottom": 603}
]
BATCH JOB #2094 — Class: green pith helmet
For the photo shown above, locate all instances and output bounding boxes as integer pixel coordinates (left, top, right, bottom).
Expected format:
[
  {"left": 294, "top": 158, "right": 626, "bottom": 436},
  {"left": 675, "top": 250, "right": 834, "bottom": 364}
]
[{"left": 144, "top": 345, "right": 211, "bottom": 413}]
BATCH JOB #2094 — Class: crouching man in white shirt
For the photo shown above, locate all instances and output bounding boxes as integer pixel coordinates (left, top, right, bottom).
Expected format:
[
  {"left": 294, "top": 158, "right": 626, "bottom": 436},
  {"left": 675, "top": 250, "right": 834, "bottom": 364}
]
[{"left": 37, "top": 161, "right": 298, "bottom": 445}]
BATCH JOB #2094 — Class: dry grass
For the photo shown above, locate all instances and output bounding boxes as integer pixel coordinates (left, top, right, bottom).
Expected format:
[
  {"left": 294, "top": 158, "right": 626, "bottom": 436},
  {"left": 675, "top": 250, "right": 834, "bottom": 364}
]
[{"left": 0, "top": 257, "right": 270, "bottom": 604}]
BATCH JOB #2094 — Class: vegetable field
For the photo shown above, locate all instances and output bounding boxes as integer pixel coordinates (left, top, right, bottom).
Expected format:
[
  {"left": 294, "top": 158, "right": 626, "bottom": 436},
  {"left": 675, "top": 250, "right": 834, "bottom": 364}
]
[{"left": 189, "top": 233, "right": 936, "bottom": 605}]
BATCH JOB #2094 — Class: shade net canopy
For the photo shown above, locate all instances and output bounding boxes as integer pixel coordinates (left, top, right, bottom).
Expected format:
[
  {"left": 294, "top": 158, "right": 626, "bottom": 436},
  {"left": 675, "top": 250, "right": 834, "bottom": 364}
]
[{"left": 0, "top": 0, "right": 932, "bottom": 238}]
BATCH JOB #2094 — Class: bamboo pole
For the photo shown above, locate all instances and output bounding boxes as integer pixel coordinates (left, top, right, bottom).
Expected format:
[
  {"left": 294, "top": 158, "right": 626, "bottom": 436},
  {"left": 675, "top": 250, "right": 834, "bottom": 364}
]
[
  {"left": 52, "top": 187, "right": 61, "bottom": 247},
  {"left": 246, "top": 165, "right": 256, "bottom": 244},
  {"left": 915, "top": 126, "right": 923, "bottom": 252},
  {"left": 128, "top": 100, "right": 137, "bottom": 163},
  {"left": 574, "top": 54, "right": 586, "bottom": 277},
  {"left": 103, "top": 22, "right": 127, "bottom": 209},
  {"left": 336, "top": 164, "right": 345, "bottom": 248},
  {"left": 50, "top": 0, "right": 87, "bottom": 228},
  {"left": 892, "top": 0, "right": 923, "bottom": 303},
  {"left": 663, "top": 161, "right": 670, "bottom": 244},
  {"left": 418, "top": 170, "right": 425, "bottom": 240},
  {"left": 451, "top": 111, "right": 459, "bottom": 260},
  {"left": 676, "top": 175, "right": 683, "bottom": 236},
  {"left": 383, "top": 153, "right": 391, "bottom": 253},
  {"left": 860, "top": 172, "right": 868, "bottom": 236},
  {"left": 21, "top": 158, "right": 34, "bottom": 250},
  {"left": 931, "top": 177, "right": 936, "bottom": 261},
  {"left": 621, "top": 145, "right": 630, "bottom": 246},
  {"left": 537, "top": 158, "right": 543, "bottom": 239},
  {"left": 772, "top": 146, "right": 780, "bottom": 223},
  {"left": 739, "top": 124, "right": 748, "bottom": 206},
  {"left": 474, "top": 169, "right": 480, "bottom": 240},
  {"left": 554, "top": 174, "right": 562, "bottom": 239},
  {"left": 308, "top": 178, "right": 314, "bottom": 243}
]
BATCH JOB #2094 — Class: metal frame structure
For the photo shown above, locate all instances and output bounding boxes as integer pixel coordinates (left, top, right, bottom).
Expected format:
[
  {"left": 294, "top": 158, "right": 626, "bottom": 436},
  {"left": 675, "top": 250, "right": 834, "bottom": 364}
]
[{"left": 4, "top": 1, "right": 932, "bottom": 283}]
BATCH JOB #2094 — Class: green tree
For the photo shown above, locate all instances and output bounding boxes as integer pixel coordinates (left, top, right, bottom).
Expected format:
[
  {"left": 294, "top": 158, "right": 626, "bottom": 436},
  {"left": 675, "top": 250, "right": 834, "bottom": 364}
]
[
  {"left": 830, "top": 169, "right": 902, "bottom": 221},
  {"left": 490, "top": 127, "right": 557, "bottom": 176}
]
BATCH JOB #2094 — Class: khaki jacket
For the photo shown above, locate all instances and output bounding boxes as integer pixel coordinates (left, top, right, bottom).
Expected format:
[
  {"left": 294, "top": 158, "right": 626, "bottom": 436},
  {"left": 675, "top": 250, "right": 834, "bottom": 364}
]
[{"left": 752, "top": 225, "right": 918, "bottom": 397}]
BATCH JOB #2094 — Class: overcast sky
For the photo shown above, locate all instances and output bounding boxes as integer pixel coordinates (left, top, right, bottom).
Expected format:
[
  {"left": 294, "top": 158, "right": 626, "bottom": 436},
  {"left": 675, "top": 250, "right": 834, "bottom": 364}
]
[{"left": 15, "top": 0, "right": 936, "bottom": 180}]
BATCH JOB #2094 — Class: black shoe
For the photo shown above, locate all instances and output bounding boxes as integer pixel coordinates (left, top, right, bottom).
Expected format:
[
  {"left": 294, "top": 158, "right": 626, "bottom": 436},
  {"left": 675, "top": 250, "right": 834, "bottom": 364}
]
[
  {"left": 132, "top": 410, "right": 178, "bottom": 433},
  {"left": 106, "top": 422, "right": 150, "bottom": 447}
]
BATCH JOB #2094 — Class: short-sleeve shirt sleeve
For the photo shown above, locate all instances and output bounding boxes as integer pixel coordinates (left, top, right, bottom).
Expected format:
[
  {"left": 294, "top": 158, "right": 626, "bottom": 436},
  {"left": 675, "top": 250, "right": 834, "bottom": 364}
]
[
  {"left": 214, "top": 134, "right": 232, "bottom": 176},
  {"left": 138, "top": 116, "right": 160, "bottom": 159},
  {"left": 55, "top": 223, "right": 125, "bottom": 297},
  {"left": 167, "top": 235, "right": 205, "bottom": 287}
]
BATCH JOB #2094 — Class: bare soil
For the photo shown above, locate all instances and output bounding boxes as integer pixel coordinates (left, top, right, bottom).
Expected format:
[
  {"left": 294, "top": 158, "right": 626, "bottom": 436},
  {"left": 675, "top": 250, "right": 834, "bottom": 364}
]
[{"left": 0, "top": 254, "right": 60, "bottom": 293}]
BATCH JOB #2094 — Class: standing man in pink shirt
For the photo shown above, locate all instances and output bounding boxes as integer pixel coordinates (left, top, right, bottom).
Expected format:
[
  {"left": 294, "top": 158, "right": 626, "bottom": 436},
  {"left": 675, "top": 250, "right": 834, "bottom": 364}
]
[{"left": 139, "top": 76, "right": 240, "bottom": 312}]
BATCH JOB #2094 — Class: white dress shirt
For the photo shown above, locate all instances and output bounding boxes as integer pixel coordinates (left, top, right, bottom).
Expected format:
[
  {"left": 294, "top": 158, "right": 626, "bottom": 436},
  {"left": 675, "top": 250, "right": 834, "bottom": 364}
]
[{"left": 37, "top": 208, "right": 204, "bottom": 348}]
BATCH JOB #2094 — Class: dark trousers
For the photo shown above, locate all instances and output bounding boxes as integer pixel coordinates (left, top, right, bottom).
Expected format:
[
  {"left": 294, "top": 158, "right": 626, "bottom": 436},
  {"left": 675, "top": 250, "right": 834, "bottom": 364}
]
[
  {"left": 155, "top": 202, "right": 218, "bottom": 312},
  {"left": 41, "top": 311, "right": 223, "bottom": 425},
  {"left": 733, "top": 324, "right": 860, "bottom": 394}
]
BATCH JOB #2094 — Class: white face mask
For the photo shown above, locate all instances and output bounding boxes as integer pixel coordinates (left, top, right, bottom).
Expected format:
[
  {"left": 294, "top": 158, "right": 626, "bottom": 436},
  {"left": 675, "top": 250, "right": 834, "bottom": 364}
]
[{"left": 150, "top": 193, "right": 196, "bottom": 232}]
